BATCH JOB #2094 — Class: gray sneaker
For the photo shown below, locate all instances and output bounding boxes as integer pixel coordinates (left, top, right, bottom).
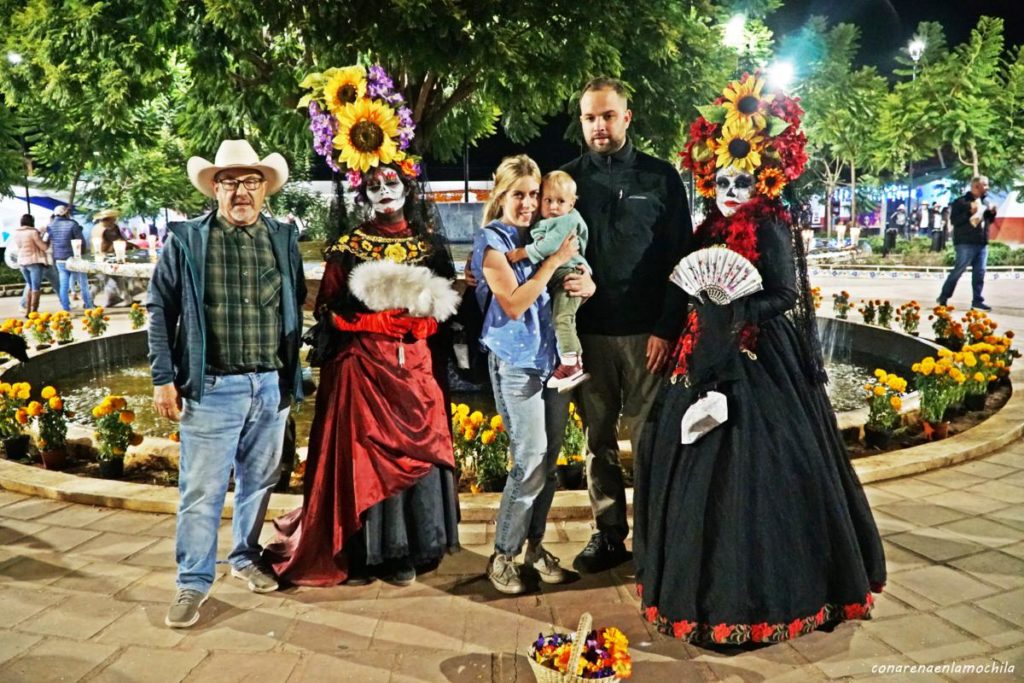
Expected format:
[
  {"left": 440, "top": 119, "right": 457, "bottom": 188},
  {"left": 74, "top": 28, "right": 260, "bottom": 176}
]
[
  {"left": 165, "top": 588, "right": 208, "bottom": 628},
  {"left": 524, "top": 544, "right": 567, "bottom": 584},
  {"left": 231, "top": 563, "right": 279, "bottom": 593},
  {"left": 487, "top": 553, "right": 525, "bottom": 595}
]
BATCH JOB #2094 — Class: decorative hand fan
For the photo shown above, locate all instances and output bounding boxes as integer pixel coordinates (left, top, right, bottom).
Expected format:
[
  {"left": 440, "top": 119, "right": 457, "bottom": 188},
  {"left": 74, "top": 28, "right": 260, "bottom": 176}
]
[{"left": 670, "top": 247, "right": 763, "bottom": 305}]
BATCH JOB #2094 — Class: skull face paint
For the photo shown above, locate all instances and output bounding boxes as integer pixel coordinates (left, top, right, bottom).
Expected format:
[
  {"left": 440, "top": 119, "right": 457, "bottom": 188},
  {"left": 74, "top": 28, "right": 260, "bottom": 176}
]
[
  {"left": 715, "top": 166, "right": 754, "bottom": 218},
  {"left": 365, "top": 167, "right": 407, "bottom": 216}
]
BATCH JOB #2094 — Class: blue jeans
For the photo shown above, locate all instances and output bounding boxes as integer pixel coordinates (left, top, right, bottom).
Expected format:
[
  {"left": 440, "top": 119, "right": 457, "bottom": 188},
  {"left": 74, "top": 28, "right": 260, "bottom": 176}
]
[
  {"left": 176, "top": 371, "right": 289, "bottom": 592},
  {"left": 489, "top": 355, "right": 569, "bottom": 556},
  {"left": 939, "top": 244, "right": 987, "bottom": 305},
  {"left": 55, "top": 260, "right": 94, "bottom": 311},
  {"left": 20, "top": 264, "right": 44, "bottom": 290},
  {"left": 21, "top": 265, "right": 60, "bottom": 308}
]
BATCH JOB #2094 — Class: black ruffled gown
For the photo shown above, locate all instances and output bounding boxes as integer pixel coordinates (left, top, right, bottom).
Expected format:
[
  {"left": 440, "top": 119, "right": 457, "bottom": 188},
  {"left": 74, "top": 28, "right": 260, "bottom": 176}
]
[{"left": 633, "top": 207, "right": 886, "bottom": 645}]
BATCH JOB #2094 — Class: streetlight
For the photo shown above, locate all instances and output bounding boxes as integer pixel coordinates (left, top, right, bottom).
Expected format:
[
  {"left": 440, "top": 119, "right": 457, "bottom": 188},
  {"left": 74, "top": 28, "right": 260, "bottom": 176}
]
[
  {"left": 906, "top": 37, "right": 925, "bottom": 237},
  {"left": 767, "top": 61, "right": 795, "bottom": 91},
  {"left": 723, "top": 14, "right": 746, "bottom": 50}
]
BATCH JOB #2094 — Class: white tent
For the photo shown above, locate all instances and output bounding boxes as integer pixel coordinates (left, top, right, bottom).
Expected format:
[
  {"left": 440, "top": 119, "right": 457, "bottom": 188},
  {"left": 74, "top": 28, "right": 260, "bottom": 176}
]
[{"left": 992, "top": 190, "right": 1024, "bottom": 246}]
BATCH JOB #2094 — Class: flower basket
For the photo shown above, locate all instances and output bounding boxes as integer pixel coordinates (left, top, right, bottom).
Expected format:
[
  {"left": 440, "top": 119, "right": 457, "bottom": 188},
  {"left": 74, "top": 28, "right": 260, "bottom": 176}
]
[
  {"left": 2, "top": 433, "right": 30, "bottom": 460},
  {"left": 528, "top": 612, "right": 630, "bottom": 682}
]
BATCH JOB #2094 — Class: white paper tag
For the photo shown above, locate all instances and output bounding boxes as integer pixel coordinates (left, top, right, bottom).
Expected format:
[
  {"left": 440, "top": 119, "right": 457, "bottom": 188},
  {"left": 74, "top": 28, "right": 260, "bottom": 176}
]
[
  {"left": 453, "top": 343, "right": 470, "bottom": 370},
  {"left": 680, "top": 391, "right": 729, "bottom": 445}
]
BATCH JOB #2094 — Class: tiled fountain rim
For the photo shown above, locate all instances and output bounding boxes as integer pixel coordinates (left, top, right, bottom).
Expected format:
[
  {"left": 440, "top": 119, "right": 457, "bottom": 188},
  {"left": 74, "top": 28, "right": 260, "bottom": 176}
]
[{"left": 0, "top": 326, "right": 1018, "bottom": 521}]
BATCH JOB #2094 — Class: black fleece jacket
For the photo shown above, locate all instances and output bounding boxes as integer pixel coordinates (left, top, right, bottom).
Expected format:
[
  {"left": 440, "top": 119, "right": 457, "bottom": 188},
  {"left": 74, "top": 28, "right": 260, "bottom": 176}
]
[{"left": 561, "top": 140, "right": 693, "bottom": 340}]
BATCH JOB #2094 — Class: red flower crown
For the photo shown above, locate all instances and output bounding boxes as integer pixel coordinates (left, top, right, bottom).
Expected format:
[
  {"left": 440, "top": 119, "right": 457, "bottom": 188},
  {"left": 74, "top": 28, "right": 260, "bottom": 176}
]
[{"left": 680, "top": 73, "right": 808, "bottom": 200}]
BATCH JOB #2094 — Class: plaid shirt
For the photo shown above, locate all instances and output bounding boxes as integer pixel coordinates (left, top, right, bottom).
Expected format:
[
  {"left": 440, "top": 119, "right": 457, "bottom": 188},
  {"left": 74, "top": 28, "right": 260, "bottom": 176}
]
[{"left": 204, "top": 214, "right": 283, "bottom": 373}]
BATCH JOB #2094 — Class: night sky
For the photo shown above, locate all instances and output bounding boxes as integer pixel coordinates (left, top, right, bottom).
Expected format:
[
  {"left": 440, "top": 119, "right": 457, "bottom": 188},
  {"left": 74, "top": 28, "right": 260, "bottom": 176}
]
[{"left": 422, "top": 0, "right": 1023, "bottom": 181}]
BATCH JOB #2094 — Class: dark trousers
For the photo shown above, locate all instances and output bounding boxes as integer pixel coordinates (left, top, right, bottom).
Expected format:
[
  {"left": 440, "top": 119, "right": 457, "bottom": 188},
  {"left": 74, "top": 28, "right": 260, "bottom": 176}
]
[
  {"left": 939, "top": 243, "right": 987, "bottom": 306},
  {"left": 882, "top": 229, "right": 898, "bottom": 256},
  {"left": 578, "top": 333, "right": 663, "bottom": 543}
]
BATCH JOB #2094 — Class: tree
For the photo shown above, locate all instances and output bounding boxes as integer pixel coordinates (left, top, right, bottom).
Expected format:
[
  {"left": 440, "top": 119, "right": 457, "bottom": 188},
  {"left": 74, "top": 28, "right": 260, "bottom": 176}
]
[{"left": 0, "top": 0, "right": 176, "bottom": 206}]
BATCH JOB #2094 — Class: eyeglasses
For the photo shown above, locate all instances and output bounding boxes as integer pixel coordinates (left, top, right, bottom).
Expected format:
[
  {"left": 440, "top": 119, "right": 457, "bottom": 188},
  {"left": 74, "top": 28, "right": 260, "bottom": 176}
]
[{"left": 217, "top": 178, "right": 264, "bottom": 191}]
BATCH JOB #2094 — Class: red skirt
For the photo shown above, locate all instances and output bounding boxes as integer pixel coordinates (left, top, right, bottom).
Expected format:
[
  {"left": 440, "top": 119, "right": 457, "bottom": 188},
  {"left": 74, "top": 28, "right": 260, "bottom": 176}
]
[{"left": 266, "top": 333, "right": 455, "bottom": 586}]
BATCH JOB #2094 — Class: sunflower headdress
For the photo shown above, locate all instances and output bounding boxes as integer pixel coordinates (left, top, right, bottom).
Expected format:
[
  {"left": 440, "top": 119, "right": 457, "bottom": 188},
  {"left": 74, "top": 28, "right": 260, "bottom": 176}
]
[
  {"left": 298, "top": 64, "right": 420, "bottom": 190},
  {"left": 680, "top": 73, "right": 807, "bottom": 200}
]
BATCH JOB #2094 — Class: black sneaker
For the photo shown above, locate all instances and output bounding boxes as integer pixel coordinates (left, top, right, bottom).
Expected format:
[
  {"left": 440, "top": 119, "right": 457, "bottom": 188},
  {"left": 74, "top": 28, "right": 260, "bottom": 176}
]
[
  {"left": 383, "top": 559, "right": 416, "bottom": 586},
  {"left": 971, "top": 302, "right": 992, "bottom": 311},
  {"left": 572, "top": 532, "right": 631, "bottom": 574}
]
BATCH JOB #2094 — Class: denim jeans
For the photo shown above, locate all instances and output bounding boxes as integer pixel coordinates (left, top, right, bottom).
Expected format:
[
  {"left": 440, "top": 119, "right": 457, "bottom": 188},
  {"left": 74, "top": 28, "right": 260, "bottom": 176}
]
[
  {"left": 20, "top": 264, "right": 44, "bottom": 290},
  {"left": 939, "top": 244, "right": 987, "bottom": 306},
  {"left": 55, "top": 260, "right": 94, "bottom": 310},
  {"left": 489, "top": 355, "right": 569, "bottom": 556},
  {"left": 176, "top": 371, "right": 289, "bottom": 592},
  {"left": 21, "top": 265, "right": 60, "bottom": 308}
]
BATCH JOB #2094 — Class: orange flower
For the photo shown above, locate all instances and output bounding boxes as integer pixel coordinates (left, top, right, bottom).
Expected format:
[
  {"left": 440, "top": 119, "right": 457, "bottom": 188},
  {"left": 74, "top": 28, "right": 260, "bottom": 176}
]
[
  {"left": 48, "top": 397, "right": 63, "bottom": 411},
  {"left": 15, "top": 408, "right": 27, "bottom": 424},
  {"left": 755, "top": 167, "right": 787, "bottom": 198},
  {"left": 119, "top": 410, "right": 135, "bottom": 425},
  {"left": 26, "top": 401, "right": 44, "bottom": 417},
  {"left": 168, "top": 431, "right": 181, "bottom": 443}
]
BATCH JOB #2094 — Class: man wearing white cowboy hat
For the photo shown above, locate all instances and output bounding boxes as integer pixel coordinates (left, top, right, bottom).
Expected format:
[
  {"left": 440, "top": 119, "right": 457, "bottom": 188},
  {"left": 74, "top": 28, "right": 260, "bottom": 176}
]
[{"left": 147, "top": 139, "right": 306, "bottom": 628}]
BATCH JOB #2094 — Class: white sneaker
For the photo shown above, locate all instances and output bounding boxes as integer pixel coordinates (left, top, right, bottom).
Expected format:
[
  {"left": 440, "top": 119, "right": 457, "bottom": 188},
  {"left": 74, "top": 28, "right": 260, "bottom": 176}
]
[
  {"left": 487, "top": 553, "right": 525, "bottom": 594},
  {"left": 524, "top": 544, "right": 567, "bottom": 584}
]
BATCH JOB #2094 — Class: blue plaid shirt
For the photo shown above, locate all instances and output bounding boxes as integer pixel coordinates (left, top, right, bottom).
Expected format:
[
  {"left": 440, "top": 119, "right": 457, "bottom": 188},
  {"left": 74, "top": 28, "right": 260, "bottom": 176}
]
[{"left": 470, "top": 220, "right": 556, "bottom": 375}]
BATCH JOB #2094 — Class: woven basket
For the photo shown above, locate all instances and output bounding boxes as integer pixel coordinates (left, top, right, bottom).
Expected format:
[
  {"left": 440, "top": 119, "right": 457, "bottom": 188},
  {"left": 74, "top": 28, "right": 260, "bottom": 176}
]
[{"left": 527, "top": 612, "right": 622, "bottom": 683}]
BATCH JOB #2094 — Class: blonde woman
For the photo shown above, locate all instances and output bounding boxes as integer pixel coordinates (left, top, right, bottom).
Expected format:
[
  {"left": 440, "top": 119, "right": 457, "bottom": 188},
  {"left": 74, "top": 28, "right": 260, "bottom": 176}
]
[{"left": 470, "top": 155, "right": 593, "bottom": 594}]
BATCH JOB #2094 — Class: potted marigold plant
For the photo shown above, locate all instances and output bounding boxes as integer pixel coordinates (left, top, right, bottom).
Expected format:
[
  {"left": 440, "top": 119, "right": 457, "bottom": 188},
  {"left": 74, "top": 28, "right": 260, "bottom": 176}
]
[
  {"left": 929, "top": 305, "right": 964, "bottom": 350},
  {"left": 912, "top": 356, "right": 963, "bottom": 441},
  {"left": 49, "top": 311, "right": 74, "bottom": 345},
  {"left": 26, "top": 312, "right": 54, "bottom": 349},
  {"left": 557, "top": 402, "right": 586, "bottom": 490},
  {"left": 33, "top": 386, "right": 69, "bottom": 470},
  {"left": 877, "top": 300, "right": 894, "bottom": 328},
  {"left": 81, "top": 307, "right": 110, "bottom": 338},
  {"left": 862, "top": 370, "right": 907, "bottom": 449},
  {"left": 128, "top": 303, "right": 147, "bottom": 330},
  {"left": 857, "top": 300, "right": 877, "bottom": 326},
  {"left": 958, "top": 349, "right": 989, "bottom": 411},
  {"left": 476, "top": 413, "right": 510, "bottom": 493},
  {"left": 92, "top": 394, "right": 143, "bottom": 478},
  {"left": 0, "top": 381, "right": 32, "bottom": 459},
  {"left": 895, "top": 301, "right": 921, "bottom": 336},
  {"left": 832, "top": 291, "right": 852, "bottom": 320}
]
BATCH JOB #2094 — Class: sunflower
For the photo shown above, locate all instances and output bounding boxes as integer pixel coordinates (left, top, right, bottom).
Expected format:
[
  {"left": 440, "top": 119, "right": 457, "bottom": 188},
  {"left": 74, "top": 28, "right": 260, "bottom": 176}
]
[
  {"left": 696, "top": 173, "right": 717, "bottom": 198},
  {"left": 722, "top": 74, "right": 767, "bottom": 131},
  {"left": 333, "top": 98, "right": 404, "bottom": 172},
  {"left": 755, "top": 166, "right": 787, "bottom": 198},
  {"left": 714, "top": 119, "right": 763, "bottom": 174},
  {"left": 323, "top": 66, "right": 367, "bottom": 114}
]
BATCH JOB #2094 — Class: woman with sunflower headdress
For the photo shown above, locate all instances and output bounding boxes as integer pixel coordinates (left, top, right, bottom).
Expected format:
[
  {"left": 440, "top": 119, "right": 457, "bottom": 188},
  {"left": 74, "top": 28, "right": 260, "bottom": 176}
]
[
  {"left": 265, "top": 65, "right": 459, "bottom": 587},
  {"left": 634, "top": 74, "right": 885, "bottom": 646}
]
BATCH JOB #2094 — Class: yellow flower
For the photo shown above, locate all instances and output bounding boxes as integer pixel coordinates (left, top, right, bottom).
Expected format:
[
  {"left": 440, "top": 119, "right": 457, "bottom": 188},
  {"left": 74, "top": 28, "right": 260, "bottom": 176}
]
[
  {"left": 873, "top": 386, "right": 885, "bottom": 397},
  {"left": 26, "top": 401, "right": 44, "bottom": 417},
  {"left": 333, "top": 97, "right": 403, "bottom": 172},
  {"left": 48, "top": 396, "right": 63, "bottom": 411},
  {"left": 450, "top": 402, "right": 457, "bottom": 415},
  {"left": 973, "top": 372, "right": 986, "bottom": 383},
  {"left": 937, "top": 348, "right": 953, "bottom": 358},
  {"left": 963, "top": 353, "right": 977, "bottom": 367},
  {"left": 469, "top": 411, "right": 485, "bottom": 427},
  {"left": 556, "top": 454, "right": 568, "bottom": 466},
  {"left": 890, "top": 396, "right": 902, "bottom": 411},
  {"left": 92, "top": 406, "right": 108, "bottom": 418},
  {"left": 323, "top": 65, "right": 367, "bottom": 113},
  {"left": 383, "top": 243, "right": 408, "bottom": 263},
  {"left": 602, "top": 626, "right": 630, "bottom": 652},
  {"left": 41, "top": 386, "right": 57, "bottom": 400},
  {"left": 0, "top": 383, "right": 10, "bottom": 394},
  {"left": 721, "top": 74, "right": 768, "bottom": 131},
  {"left": 874, "top": 369, "right": 886, "bottom": 380},
  {"left": 481, "top": 429, "right": 496, "bottom": 445},
  {"left": 489, "top": 414, "right": 503, "bottom": 430},
  {"left": 456, "top": 403, "right": 470, "bottom": 418},
  {"left": 713, "top": 120, "right": 764, "bottom": 174},
  {"left": 16, "top": 388, "right": 30, "bottom": 401},
  {"left": 463, "top": 427, "right": 477, "bottom": 442}
]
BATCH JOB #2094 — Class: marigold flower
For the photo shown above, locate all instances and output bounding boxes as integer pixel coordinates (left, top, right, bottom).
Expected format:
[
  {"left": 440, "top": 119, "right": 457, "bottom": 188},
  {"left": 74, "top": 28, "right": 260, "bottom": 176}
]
[
  {"left": 49, "top": 397, "right": 63, "bottom": 411},
  {"left": 480, "top": 429, "right": 496, "bottom": 445},
  {"left": 130, "top": 432, "right": 144, "bottom": 446},
  {"left": 41, "top": 386, "right": 57, "bottom": 400},
  {"left": 890, "top": 396, "right": 902, "bottom": 411},
  {"left": 489, "top": 414, "right": 503, "bottom": 430},
  {"left": 15, "top": 408, "right": 27, "bottom": 424},
  {"left": 873, "top": 386, "right": 885, "bottom": 397},
  {"left": 169, "top": 431, "right": 181, "bottom": 443},
  {"left": 26, "top": 401, "right": 44, "bottom": 417},
  {"left": 469, "top": 410, "right": 485, "bottom": 427},
  {"left": 119, "top": 410, "right": 135, "bottom": 425}
]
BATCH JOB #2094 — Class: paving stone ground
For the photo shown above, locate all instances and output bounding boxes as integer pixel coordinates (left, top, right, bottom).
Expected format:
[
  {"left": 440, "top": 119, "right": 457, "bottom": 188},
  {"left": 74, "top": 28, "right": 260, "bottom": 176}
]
[
  {"left": 0, "top": 268, "right": 1021, "bottom": 681},
  {"left": 1, "top": 439, "right": 1023, "bottom": 682}
]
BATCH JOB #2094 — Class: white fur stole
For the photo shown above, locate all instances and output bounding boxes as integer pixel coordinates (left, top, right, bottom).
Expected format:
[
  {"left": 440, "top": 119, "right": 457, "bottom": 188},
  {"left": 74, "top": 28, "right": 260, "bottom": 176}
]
[{"left": 348, "top": 260, "right": 460, "bottom": 321}]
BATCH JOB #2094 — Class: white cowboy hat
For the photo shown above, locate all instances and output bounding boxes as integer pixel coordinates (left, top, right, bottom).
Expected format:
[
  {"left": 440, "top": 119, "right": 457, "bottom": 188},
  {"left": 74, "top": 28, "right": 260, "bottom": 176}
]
[
  {"left": 187, "top": 139, "right": 289, "bottom": 198},
  {"left": 93, "top": 209, "right": 120, "bottom": 221}
]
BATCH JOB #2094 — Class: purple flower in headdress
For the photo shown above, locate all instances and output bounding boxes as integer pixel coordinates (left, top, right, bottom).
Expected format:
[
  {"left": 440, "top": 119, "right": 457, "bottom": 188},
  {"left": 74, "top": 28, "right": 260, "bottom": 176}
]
[
  {"left": 397, "top": 106, "right": 416, "bottom": 150},
  {"left": 386, "top": 92, "right": 405, "bottom": 107},
  {"left": 308, "top": 101, "right": 340, "bottom": 172},
  {"left": 366, "top": 64, "right": 395, "bottom": 99}
]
